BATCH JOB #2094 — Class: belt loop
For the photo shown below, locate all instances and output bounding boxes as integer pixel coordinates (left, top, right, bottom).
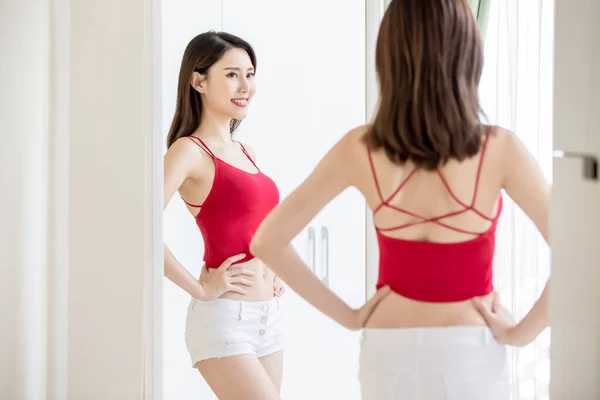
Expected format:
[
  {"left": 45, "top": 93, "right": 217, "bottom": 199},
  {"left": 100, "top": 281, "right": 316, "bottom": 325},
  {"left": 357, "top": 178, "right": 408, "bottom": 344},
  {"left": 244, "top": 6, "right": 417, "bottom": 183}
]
[{"left": 238, "top": 301, "right": 243, "bottom": 321}]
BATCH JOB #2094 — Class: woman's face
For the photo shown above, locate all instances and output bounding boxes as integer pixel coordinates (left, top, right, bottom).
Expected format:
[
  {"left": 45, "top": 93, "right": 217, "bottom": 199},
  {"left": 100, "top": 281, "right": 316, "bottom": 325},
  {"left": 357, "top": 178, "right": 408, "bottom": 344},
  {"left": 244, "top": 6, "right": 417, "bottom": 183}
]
[{"left": 196, "top": 48, "right": 256, "bottom": 121}]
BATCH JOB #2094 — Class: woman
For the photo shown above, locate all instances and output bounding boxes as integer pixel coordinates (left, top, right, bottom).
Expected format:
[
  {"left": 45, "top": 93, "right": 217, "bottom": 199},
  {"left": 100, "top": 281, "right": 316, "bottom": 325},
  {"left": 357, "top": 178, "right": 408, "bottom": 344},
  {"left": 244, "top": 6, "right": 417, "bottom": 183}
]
[
  {"left": 250, "top": 1, "right": 549, "bottom": 399},
  {"left": 163, "top": 31, "right": 286, "bottom": 400}
]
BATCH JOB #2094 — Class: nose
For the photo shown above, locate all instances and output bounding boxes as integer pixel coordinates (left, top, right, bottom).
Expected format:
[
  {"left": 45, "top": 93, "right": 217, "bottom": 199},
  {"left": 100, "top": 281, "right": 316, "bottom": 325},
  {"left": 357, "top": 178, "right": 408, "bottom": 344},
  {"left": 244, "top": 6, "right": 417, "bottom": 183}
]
[{"left": 239, "top": 77, "right": 249, "bottom": 93}]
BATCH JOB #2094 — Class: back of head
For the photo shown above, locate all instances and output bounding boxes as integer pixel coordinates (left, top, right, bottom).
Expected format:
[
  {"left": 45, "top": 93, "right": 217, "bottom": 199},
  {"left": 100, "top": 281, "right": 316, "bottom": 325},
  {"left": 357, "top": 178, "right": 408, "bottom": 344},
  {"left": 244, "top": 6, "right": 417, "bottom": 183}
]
[
  {"left": 364, "top": 0, "right": 485, "bottom": 170},
  {"left": 166, "top": 31, "right": 256, "bottom": 148}
]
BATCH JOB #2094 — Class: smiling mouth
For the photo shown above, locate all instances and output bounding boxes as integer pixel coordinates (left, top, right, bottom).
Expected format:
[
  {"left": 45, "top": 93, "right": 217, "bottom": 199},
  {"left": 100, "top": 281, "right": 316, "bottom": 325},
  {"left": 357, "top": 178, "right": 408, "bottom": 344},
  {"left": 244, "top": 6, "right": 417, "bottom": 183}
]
[{"left": 232, "top": 99, "right": 248, "bottom": 107}]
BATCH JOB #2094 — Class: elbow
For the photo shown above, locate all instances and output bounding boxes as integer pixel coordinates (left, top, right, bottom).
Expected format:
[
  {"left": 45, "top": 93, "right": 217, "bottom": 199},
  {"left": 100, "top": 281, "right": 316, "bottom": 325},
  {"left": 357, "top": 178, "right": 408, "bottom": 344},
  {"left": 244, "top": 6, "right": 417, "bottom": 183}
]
[
  {"left": 249, "top": 233, "right": 268, "bottom": 260},
  {"left": 250, "top": 227, "right": 282, "bottom": 261}
]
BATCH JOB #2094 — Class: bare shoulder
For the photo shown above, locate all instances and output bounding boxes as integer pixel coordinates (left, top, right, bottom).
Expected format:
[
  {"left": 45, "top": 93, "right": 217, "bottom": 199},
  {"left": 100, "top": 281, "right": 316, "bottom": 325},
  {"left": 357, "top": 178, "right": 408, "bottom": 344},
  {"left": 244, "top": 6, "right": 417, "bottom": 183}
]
[
  {"left": 336, "top": 124, "right": 370, "bottom": 156},
  {"left": 481, "top": 125, "right": 517, "bottom": 164},
  {"left": 345, "top": 124, "right": 370, "bottom": 141},
  {"left": 164, "top": 136, "right": 210, "bottom": 176},
  {"left": 485, "top": 125, "right": 528, "bottom": 159},
  {"left": 167, "top": 136, "right": 202, "bottom": 158},
  {"left": 486, "top": 125, "right": 513, "bottom": 146}
]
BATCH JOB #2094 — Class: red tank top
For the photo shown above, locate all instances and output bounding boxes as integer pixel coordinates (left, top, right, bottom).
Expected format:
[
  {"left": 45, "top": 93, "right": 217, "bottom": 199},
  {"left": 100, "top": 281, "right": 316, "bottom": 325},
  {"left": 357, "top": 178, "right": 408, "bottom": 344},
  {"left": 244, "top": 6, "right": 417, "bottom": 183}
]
[
  {"left": 368, "top": 133, "right": 503, "bottom": 302},
  {"left": 182, "top": 136, "right": 280, "bottom": 268}
]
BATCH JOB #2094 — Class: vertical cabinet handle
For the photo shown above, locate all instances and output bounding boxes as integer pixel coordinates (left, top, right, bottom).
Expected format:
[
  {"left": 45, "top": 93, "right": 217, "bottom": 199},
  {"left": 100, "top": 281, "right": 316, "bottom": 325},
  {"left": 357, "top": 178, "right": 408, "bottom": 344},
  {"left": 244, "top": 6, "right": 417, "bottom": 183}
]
[
  {"left": 307, "top": 226, "right": 316, "bottom": 273},
  {"left": 553, "top": 150, "right": 598, "bottom": 181},
  {"left": 321, "top": 226, "right": 330, "bottom": 287}
]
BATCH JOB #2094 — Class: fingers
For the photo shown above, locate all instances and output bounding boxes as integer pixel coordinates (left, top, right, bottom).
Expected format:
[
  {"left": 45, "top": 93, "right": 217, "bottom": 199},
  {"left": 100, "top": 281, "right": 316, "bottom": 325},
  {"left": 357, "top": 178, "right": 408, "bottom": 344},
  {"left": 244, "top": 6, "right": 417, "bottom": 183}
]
[
  {"left": 361, "top": 286, "right": 391, "bottom": 314},
  {"left": 218, "top": 254, "right": 247, "bottom": 270},
  {"left": 197, "top": 264, "right": 209, "bottom": 280},
  {"left": 358, "top": 286, "right": 392, "bottom": 326},
  {"left": 226, "top": 284, "right": 249, "bottom": 296},
  {"left": 277, "top": 285, "right": 286, "bottom": 297},
  {"left": 227, "top": 268, "right": 256, "bottom": 278},
  {"left": 229, "top": 276, "right": 255, "bottom": 287},
  {"left": 471, "top": 297, "right": 494, "bottom": 324},
  {"left": 367, "top": 286, "right": 391, "bottom": 307},
  {"left": 492, "top": 292, "right": 501, "bottom": 313}
]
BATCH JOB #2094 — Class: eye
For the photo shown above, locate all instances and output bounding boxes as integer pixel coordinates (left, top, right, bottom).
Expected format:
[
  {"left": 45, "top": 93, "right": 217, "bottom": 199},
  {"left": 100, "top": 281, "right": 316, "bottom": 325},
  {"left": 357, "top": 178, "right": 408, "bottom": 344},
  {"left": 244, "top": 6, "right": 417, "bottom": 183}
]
[
  {"left": 247, "top": 72, "right": 255, "bottom": 78},
  {"left": 227, "top": 72, "right": 238, "bottom": 78}
]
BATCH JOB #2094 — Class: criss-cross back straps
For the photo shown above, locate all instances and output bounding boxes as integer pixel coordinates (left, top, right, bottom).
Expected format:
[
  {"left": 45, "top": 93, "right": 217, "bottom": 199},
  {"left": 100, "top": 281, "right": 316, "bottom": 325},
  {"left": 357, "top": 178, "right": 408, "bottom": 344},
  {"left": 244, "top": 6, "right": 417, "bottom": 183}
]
[{"left": 366, "top": 133, "right": 496, "bottom": 235}]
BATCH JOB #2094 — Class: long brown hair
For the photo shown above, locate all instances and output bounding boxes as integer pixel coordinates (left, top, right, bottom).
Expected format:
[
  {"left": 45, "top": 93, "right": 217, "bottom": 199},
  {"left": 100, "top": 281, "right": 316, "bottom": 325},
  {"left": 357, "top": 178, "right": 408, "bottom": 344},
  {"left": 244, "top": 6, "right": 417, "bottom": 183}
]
[
  {"left": 364, "top": 0, "right": 485, "bottom": 170},
  {"left": 166, "top": 31, "right": 257, "bottom": 148}
]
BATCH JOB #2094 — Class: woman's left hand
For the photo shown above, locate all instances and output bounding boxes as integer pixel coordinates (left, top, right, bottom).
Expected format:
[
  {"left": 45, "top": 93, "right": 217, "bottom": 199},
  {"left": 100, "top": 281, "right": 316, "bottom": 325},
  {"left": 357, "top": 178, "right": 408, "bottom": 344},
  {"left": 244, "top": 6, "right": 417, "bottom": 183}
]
[
  {"left": 273, "top": 275, "right": 286, "bottom": 297},
  {"left": 346, "top": 286, "right": 392, "bottom": 331},
  {"left": 472, "top": 292, "right": 520, "bottom": 345}
]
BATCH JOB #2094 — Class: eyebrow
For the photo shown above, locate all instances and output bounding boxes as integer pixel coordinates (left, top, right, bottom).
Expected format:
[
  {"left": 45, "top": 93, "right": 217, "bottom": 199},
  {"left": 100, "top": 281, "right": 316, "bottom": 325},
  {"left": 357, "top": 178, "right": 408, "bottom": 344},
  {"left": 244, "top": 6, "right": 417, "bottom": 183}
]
[{"left": 223, "top": 67, "right": 255, "bottom": 71}]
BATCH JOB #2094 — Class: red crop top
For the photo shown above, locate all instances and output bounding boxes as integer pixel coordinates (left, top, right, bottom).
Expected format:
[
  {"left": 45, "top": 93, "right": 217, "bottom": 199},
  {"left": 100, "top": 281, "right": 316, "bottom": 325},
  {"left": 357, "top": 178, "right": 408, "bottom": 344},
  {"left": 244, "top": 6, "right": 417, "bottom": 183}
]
[
  {"left": 368, "top": 133, "right": 503, "bottom": 302},
  {"left": 182, "top": 136, "right": 280, "bottom": 268}
]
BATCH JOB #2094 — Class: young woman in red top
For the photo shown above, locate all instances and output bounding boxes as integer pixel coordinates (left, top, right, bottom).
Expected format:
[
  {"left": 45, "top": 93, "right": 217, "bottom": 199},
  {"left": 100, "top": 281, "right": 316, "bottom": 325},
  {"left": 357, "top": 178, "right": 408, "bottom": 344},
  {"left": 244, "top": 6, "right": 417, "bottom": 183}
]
[
  {"left": 163, "top": 31, "right": 286, "bottom": 400},
  {"left": 251, "top": 1, "right": 549, "bottom": 398}
]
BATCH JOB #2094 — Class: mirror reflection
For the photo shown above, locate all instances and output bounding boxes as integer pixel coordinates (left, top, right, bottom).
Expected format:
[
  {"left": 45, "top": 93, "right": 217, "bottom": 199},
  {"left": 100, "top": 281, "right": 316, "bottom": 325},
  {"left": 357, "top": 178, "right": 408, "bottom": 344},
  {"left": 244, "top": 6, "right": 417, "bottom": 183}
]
[{"left": 162, "top": 1, "right": 554, "bottom": 399}]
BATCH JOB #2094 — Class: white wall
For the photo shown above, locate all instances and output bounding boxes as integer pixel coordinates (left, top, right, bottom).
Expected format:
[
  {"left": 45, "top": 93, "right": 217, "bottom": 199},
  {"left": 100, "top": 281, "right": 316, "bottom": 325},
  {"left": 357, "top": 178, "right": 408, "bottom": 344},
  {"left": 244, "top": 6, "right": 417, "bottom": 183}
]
[
  {"left": 0, "top": 1, "right": 50, "bottom": 398},
  {"left": 47, "top": 0, "right": 71, "bottom": 397},
  {"left": 2, "top": 0, "right": 156, "bottom": 398},
  {"left": 67, "top": 0, "right": 154, "bottom": 398}
]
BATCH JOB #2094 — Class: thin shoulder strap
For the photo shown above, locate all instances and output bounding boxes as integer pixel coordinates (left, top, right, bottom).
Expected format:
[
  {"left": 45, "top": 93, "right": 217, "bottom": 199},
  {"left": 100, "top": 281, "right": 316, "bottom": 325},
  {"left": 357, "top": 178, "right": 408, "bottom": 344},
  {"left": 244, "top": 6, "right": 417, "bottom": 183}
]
[
  {"left": 237, "top": 141, "right": 259, "bottom": 170},
  {"left": 471, "top": 131, "right": 491, "bottom": 206},
  {"left": 366, "top": 145, "right": 385, "bottom": 202},
  {"left": 187, "top": 136, "right": 215, "bottom": 158},
  {"left": 366, "top": 144, "right": 417, "bottom": 211},
  {"left": 180, "top": 136, "right": 214, "bottom": 209}
]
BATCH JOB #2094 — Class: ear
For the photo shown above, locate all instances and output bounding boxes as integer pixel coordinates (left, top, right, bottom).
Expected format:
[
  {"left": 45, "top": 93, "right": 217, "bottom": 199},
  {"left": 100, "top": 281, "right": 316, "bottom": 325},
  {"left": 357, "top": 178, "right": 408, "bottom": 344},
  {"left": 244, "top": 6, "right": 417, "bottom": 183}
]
[{"left": 190, "top": 71, "right": 207, "bottom": 94}]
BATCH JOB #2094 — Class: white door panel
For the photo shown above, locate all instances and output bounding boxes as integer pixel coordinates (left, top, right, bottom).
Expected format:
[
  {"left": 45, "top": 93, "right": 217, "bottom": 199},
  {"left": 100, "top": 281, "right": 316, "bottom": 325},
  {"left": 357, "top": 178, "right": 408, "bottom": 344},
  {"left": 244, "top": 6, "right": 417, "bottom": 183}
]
[
  {"left": 550, "top": 160, "right": 600, "bottom": 399},
  {"left": 222, "top": 1, "right": 366, "bottom": 399},
  {"left": 551, "top": 0, "right": 600, "bottom": 398}
]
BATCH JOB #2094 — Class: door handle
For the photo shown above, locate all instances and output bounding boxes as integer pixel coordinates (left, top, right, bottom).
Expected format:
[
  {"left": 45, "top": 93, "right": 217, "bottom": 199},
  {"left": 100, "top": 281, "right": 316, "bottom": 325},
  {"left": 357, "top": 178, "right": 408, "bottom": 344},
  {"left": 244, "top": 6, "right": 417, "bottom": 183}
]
[
  {"left": 321, "top": 226, "right": 330, "bottom": 287},
  {"left": 307, "top": 226, "right": 316, "bottom": 273},
  {"left": 553, "top": 150, "right": 598, "bottom": 181}
]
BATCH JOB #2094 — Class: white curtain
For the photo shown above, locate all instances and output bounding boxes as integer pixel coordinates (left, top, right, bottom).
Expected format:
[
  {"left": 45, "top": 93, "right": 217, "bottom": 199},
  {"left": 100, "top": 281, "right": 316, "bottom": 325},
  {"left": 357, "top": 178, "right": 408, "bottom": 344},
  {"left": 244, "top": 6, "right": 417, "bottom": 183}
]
[{"left": 479, "top": 1, "right": 554, "bottom": 399}]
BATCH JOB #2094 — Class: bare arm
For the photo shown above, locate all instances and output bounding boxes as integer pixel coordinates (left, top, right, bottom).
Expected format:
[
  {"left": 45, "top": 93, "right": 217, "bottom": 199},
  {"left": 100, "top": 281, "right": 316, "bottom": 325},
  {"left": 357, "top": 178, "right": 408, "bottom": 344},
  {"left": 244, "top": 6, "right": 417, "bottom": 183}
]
[
  {"left": 475, "top": 129, "right": 551, "bottom": 346},
  {"left": 504, "top": 130, "right": 551, "bottom": 344},
  {"left": 163, "top": 139, "right": 208, "bottom": 300},
  {"left": 250, "top": 128, "right": 390, "bottom": 329}
]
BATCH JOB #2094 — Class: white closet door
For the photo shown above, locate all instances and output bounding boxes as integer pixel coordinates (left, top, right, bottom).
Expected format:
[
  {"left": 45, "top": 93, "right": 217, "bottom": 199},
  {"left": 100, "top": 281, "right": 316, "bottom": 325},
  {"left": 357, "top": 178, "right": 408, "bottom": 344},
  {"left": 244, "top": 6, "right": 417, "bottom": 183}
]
[
  {"left": 550, "top": 0, "right": 600, "bottom": 398},
  {"left": 223, "top": 1, "right": 367, "bottom": 399}
]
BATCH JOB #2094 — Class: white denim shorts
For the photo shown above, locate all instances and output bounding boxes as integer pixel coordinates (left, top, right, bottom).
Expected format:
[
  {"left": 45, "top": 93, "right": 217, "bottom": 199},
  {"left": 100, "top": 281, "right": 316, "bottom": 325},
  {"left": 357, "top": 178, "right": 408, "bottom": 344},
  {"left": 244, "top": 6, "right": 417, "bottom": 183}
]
[
  {"left": 359, "top": 326, "right": 510, "bottom": 400},
  {"left": 185, "top": 296, "right": 284, "bottom": 366}
]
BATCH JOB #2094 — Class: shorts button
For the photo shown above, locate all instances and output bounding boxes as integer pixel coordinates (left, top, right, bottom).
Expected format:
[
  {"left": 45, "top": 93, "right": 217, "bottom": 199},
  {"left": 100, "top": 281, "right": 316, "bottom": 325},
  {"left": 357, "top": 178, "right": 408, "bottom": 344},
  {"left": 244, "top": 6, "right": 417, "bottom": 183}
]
[
  {"left": 262, "top": 304, "right": 270, "bottom": 312},
  {"left": 259, "top": 329, "right": 266, "bottom": 336},
  {"left": 261, "top": 316, "right": 268, "bottom": 324}
]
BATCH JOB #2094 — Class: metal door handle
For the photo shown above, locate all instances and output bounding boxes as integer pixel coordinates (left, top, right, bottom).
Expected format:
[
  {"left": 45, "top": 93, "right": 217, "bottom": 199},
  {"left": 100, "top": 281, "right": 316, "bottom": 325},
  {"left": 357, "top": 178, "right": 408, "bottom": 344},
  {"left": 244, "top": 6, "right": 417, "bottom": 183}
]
[
  {"left": 553, "top": 150, "right": 598, "bottom": 181},
  {"left": 307, "top": 226, "right": 316, "bottom": 273},
  {"left": 321, "top": 226, "right": 330, "bottom": 287}
]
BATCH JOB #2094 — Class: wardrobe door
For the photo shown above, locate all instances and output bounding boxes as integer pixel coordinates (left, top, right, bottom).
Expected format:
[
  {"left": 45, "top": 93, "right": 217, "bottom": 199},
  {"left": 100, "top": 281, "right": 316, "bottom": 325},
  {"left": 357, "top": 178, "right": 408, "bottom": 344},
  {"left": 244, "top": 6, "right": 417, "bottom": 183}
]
[
  {"left": 223, "top": 1, "right": 367, "bottom": 399},
  {"left": 550, "top": 0, "right": 600, "bottom": 397}
]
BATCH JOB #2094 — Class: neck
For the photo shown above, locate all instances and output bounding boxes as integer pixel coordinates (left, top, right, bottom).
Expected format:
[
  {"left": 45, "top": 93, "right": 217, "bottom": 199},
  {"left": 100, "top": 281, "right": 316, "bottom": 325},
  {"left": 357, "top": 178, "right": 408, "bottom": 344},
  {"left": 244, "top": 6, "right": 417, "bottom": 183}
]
[{"left": 195, "top": 108, "right": 233, "bottom": 144}]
